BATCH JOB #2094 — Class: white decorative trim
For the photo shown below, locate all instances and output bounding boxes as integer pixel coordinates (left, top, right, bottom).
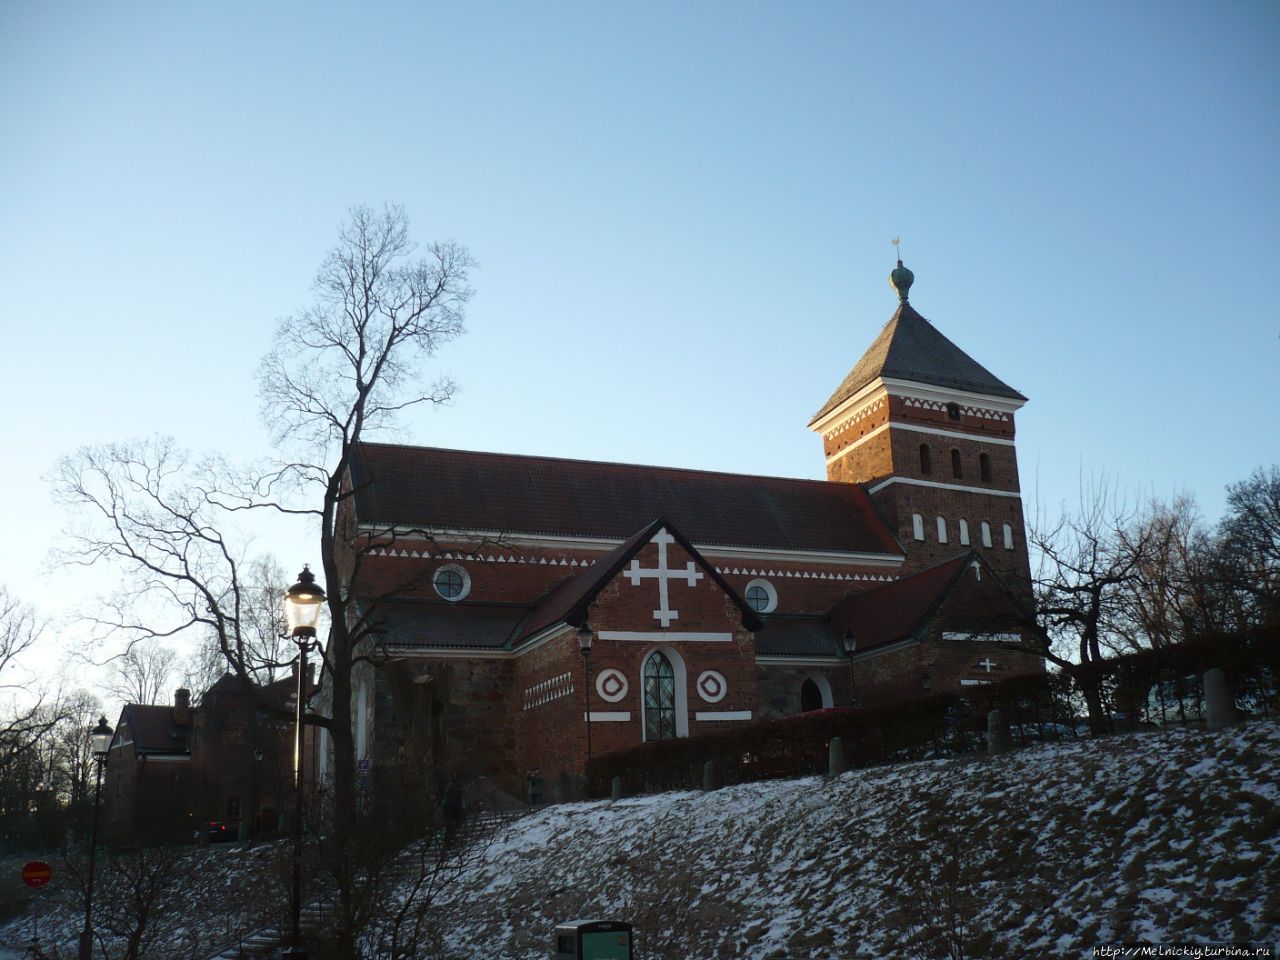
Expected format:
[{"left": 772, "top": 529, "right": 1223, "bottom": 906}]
[
  {"left": 867, "top": 476, "right": 1023, "bottom": 499},
  {"left": 599, "top": 631, "right": 732, "bottom": 642},
  {"left": 941, "top": 631, "right": 1022, "bottom": 643},
  {"left": 809, "top": 377, "right": 1024, "bottom": 435},
  {"left": 523, "top": 671, "right": 575, "bottom": 710},
  {"left": 358, "top": 525, "right": 904, "bottom": 568},
  {"left": 902, "top": 396, "right": 1009, "bottom": 421},
  {"left": 756, "top": 656, "right": 843, "bottom": 666},
  {"left": 696, "top": 670, "right": 727, "bottom": 703},
  {"left": 694, "top": 710, "right": 752, "bottom": 721},
  {"left": 805, "top": 672, "right": 834, "bottom": 709},
  {"left": 386, "top": 646, "right": 514, "bottom": 659},
  {"left": 595, "top": 668, "right": 629, "bottom": 703},
  {"left": 586, "top": 711, "right": 631, "bottom": 722},
  {"left": 743, "top": 578, "right": 778, "bottom": 614},
  {"left": 717, "top": 567, "right": 897, "bottom": 583},
  {"left": 880, "top": 378, "right": 1025, "bottom": 415},
  {"left": 821, "top": 397, "right": 887, "bottom": 441},
  {"left": 624, "top": 528, "right": 704, "bottom": 627}
]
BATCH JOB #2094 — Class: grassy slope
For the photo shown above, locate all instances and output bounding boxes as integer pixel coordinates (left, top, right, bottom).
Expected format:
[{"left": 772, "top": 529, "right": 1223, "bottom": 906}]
[{"left": 432, "top": 719, "right": 1280, "bottom": 959}]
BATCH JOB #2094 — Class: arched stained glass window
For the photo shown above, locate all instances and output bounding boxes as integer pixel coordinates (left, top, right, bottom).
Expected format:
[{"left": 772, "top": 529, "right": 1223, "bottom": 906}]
[{"left": 643, "top": 651, "right": 677, "bottom": 741}]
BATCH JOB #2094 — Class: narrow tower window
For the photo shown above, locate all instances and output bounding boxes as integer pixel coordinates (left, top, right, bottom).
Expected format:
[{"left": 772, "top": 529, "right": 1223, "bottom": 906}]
[
  {"left": 959, "top": 519, "right": 970, "bottom": 545},
  {"left": 936, "top": 517, "right": 948, "bottom": 543},
  {"left": 981, "top": 522, "right": 993, "bottom": 548},
  {"left": 912, "top": 514, "right": 925, "bottom": 541},
  {"left": 980, "top": 452, "right": 993, "bottom": 483},
  {"left": 919, "top": 444, "right": 932, "bottom": 476},
  {"left": 946, "top": 402, "right": 961, "bottom": 421},
  {"left": 951, "top": 448, "right": 963, "bottom": 479},
  {"left": 1003, "top": 523, "right": 1014, "bottom": 550}
]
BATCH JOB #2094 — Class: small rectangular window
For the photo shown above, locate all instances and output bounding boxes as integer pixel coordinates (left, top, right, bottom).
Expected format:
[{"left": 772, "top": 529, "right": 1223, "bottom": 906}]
[
  {"left": 227, "top": 797, "right": 241, "bottom": 820},
  {"left": 959, "top": 519, "right": 970, "bottom": 545},
  {"left": 1003, "top": 523, "right": 1014, "bottom": 550},
  {"left": 912, "top": 514, "right": 925, "bottom": 541},
  {"left": 981, "top": 522, "right": 993, "bottom": 548},
  {"left": 936, "top": 516, "right": 948, "bottom": 543}
]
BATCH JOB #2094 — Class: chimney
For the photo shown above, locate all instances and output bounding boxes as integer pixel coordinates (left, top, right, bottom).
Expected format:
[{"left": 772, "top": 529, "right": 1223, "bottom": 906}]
[{"left": 174, "top": 688, "right": 191, "bottom": 725}]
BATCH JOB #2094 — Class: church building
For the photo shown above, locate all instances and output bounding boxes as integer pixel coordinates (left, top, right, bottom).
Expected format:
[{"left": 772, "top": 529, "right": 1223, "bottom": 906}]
[{"left": 334, "top": 261, "right": 1042, "bottom": 799}]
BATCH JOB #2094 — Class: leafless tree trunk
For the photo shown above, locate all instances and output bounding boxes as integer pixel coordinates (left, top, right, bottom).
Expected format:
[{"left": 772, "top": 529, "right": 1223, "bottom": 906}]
[{"left": 52, "top": 205, "right": 475, "bottom": 960}]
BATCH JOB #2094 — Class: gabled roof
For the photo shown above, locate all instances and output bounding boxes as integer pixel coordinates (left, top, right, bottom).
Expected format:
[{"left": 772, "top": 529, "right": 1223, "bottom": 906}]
[
  {"left": 114, "top": 703, "right": 191, "bottom": 756},
  {"left": 811, "top": 302, "right": 1027, "bottom": 424},
  {"left": 828, "top": 552, "right": 977, "bottom": 651},
  {"left": 348, "top": 444, "right": 902, "bottom": 558},
  {"left": 366, "top": 518, "right": 764, "bottom": 651},
  {"left": 515, "top": 517, "right": 764, "bottom": 644}
]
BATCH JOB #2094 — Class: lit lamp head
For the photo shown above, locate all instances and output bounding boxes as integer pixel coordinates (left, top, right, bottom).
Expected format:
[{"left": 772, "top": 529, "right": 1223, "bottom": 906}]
[
  {"left": 91, "top": 716, "right": 113, "bottom": 760},
  {"left": 576, "top": 623, "right": 593, "bottom": 657},
  {"left": 285, "top": 565, "right": 326, "bottom": 638},
  {"left": 842, "top": 630, "right": 858, "bottom": 659}
]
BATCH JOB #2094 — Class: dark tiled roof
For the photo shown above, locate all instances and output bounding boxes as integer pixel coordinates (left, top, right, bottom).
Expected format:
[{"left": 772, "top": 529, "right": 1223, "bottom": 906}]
[
  {"left": 117, "top": 704, "right": 190, "bottom": 756},
  {"left": 754, "top": 617, "right": 842, "bottom": 658},
  {"left": 349, "top": 444, "right": 902, "bottom": 557},
  {"left": 829, "top": 553, "right": 973, "bottom": 651},
  {"left": 811, "top": 303, "right": 1026, "bottom": 424},
  {"left": 370, "top": 601, "right": 530, "bottom": 650}
]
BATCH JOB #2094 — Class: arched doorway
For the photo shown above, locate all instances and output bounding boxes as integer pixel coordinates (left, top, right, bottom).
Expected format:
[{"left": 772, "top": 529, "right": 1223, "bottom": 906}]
[
  {"left": 643, "top": 650, "right": 677, "bottom": 741},
  {"left": 800, "top": 678, "right": 824, "bottom": 713}
]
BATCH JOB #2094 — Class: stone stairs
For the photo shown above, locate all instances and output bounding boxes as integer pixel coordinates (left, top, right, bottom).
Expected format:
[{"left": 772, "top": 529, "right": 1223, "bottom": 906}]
[{"left": 203, "top": 812, "right": 519, "bottom": 959}]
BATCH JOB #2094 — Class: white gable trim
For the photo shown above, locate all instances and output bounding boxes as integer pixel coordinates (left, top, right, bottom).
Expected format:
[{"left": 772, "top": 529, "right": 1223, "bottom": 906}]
[
  {"left": 825, "top": 421, "right": 1016, "bottom": 467},
  {"left": 599, "top": 631, "right": 732, "bottom": 642},
  {"left": 810, "top": 376, "right": 1025, "bottom": 436},
  {"left": 756, "top": 656, "right": 843, "bottom": 667}
]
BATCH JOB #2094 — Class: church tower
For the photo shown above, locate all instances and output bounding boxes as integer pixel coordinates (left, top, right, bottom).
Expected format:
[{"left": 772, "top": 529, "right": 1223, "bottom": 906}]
[{"left": 809, "top": 260, "right": 1032, "bottom": 585}]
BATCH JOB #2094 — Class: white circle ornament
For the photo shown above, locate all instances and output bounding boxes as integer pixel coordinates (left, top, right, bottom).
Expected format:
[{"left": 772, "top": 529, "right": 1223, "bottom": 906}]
[
  {"left": 595, "top": 669, "right": 629, "bottom": 703},
  {"left": 696, "top": 670, "right": 727, "bottom": 703}
]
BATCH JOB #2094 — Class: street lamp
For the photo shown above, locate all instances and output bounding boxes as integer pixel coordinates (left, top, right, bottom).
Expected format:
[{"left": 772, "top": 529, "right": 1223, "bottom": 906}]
[
  {"left": 78, "top": 715, "right": 113, "bottom": 960},
  {"left": 577, "top": 623, "right": 593, "bottom": 794},
  {"left": 283, "top": 565, "right": 325, "bottom": 960},
  {"left": 842, "top": 630, "right": 858, "bottom": 706}
]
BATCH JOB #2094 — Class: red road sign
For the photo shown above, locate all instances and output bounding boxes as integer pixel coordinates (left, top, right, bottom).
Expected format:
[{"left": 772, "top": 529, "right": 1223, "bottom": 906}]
[{"left": 22, "top": 861, "right": 52, "bottom": 888}]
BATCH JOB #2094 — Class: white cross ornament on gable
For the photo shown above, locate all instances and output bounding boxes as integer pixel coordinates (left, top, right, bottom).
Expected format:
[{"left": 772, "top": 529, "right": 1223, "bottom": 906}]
[
  {"left": 977, "top": 657, "right": 998, "bottom": 673},
  {"left": 624, "top": 529, "right": 704, "bottom": 627}
]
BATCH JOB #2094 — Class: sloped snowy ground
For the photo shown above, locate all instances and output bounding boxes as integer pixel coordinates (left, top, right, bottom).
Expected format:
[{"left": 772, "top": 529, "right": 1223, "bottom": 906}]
[
  {"left": 426, "top": 719, "right": 1279, "bottom": 959},
  {"left": 3, "top": 719, "right": 1277, "bottom": 958}
]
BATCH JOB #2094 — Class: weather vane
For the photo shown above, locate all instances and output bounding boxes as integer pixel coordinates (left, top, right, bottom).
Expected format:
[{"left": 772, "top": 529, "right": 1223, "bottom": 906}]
[{"left": 891, "top": 237, "right": 901, "bottom": 260}]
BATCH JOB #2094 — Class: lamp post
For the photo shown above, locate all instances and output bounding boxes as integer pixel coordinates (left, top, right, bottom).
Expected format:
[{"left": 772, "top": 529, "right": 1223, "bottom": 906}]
[
  {"left": 577, "top": 623, "right": 593, "bottom": 794},
  {"left": 283, "top": 565, "right": 325, "bottom": 960},
  {"left": 842, "top": 630, "right": 858, "bottom": 706},
  {"left": 78, "top": 715, "right": 113, "bottom": 960}
]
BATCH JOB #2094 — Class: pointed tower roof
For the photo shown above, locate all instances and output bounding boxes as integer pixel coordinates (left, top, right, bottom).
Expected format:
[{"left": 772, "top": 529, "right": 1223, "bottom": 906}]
[{"left": 810, "top": 264, "right": 1026, "bottom": 425}]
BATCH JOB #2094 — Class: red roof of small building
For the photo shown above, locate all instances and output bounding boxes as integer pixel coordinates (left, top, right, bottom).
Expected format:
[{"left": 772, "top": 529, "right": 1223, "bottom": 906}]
[{"left": 348, "top": 444, "right": 903, "bottom": 558}]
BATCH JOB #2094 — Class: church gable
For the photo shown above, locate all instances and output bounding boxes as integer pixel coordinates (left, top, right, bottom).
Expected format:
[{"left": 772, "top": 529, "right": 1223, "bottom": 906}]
[{"left": 517, "top": 517, "right": 762, "bottom": 646}]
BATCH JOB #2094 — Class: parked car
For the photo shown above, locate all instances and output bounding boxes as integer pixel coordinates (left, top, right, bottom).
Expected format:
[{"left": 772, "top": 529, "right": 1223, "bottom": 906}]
[{"left": 207, "top": 820, "right": 235, "bottom": 842}]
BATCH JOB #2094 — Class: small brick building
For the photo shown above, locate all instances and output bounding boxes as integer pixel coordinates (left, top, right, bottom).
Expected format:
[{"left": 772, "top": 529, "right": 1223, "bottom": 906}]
[
  {"left": 104, "top": 674, "right": 300, "bottom": 844},
  {"left": 325, "top": 260, "right": 1043, "bottom": 801}
]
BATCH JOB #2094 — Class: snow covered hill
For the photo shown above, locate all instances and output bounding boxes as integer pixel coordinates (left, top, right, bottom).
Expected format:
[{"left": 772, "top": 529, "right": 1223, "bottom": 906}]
[
  {"left": 428, "top": 719, "right": 1279, "bottom": 959},
  {"left": 4, "top": 719, "right": 1276, "bottom": 958}
]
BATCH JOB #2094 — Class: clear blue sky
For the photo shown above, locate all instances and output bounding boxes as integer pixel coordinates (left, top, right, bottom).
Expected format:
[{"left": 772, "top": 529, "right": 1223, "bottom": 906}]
[{"left": 2, "top": 2, "right": 1277, "bottom": 679}]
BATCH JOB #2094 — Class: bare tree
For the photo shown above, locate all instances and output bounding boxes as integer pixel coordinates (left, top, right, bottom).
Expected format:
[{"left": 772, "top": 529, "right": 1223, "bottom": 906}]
[
  {"left": 53, "top": 205, "right": 475, "bottom": 960},
  {"left": 0, "top": 586, "right": 64, "bottom": 778},
  {"left": 1022, "top": 481, "right": 1160, "bottom": 734},
  {"left": 106, "top": 640, "right": 178, "bottom": 705}
]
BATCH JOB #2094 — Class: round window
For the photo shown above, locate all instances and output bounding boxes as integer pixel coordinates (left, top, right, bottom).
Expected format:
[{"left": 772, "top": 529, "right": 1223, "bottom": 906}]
[
  {"left": 743, "top": 578, "right": 777, "bottom": 614},
  {"left": 433, "top": 564, "right": 471, "bottom": 602}
]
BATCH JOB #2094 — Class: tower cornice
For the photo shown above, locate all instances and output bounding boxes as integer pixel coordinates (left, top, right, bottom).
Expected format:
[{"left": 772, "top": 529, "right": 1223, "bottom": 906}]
[{"left": 809, "top": 376, "right": 1026, "bottom": 437}]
